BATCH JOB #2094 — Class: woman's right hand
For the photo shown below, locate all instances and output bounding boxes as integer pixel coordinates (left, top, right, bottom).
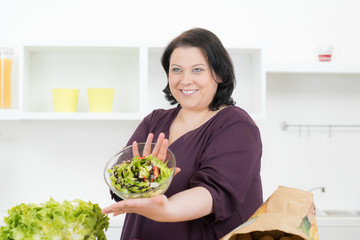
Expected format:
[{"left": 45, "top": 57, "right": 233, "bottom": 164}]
[
  {"left": 132, "top": 133, "right": 167, "bottom": 160},
  {"left": 132, "top": 132, "right": 181, "bottom": 176}
]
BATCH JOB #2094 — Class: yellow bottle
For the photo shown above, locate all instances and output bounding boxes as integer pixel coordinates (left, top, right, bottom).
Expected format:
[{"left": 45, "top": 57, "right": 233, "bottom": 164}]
[{"left": 0, "top": 48, "right": 13, "bottom": 108}]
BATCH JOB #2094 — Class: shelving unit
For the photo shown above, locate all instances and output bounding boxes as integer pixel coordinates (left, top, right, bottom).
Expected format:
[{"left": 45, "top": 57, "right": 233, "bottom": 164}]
[
  {"left": 266, "top": 62, "right": 360, "bottom": 75},
  {"left": 3, "top": 45, "right": 359, "bottom": 121},
  {"left": 0, "top": 44, "right": 265, "bottom": 120}
]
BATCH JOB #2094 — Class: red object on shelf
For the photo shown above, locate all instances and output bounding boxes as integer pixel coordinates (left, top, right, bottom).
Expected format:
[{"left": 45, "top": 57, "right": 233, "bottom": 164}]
[{"left": 319, "top": 54, "right": 332, "bottom": 62}]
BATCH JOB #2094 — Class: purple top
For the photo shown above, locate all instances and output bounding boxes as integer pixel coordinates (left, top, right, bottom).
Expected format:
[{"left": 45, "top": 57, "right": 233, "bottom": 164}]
[{"left": 111, "top": 106, "right": 263, "bottom": 240}]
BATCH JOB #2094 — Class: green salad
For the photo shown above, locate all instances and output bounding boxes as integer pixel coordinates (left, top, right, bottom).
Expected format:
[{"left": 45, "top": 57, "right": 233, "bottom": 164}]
[
  {"left": 108, "top": 154, "right": 172, "bottom": 194},
  {"left": 0, "top": 198, "right": 109, "bottom": 240}
]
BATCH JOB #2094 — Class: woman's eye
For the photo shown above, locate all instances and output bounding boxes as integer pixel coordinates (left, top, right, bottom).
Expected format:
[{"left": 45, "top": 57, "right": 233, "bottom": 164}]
[
  {"left": 171, "top": 67, "right": 181, "bottom": 72},
  {"left": 193, "top": 68, "right": 203, "bottom": 73}
]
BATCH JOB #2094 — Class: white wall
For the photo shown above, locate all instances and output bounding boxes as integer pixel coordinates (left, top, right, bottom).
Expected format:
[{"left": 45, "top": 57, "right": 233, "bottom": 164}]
[
  {"left": 259, "top": 74, "right": 360, "bottom": 210},
  {"left": 0, "top": 120, "right": 140, "bottom": 208},
  {"left": 1, "top": 0, "right": 360, "bottom": 212}
]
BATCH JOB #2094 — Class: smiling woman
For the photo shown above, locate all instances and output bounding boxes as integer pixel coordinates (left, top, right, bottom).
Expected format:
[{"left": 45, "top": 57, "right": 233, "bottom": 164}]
[
  {"left": 161, "top": 28, "right": 236, "bottom": 111},
  {"left": 102, "top": 28, "right": 263, "bottom": 240},
  {"left": 168, "top": 47, "right": 219, "bottom": 114}
]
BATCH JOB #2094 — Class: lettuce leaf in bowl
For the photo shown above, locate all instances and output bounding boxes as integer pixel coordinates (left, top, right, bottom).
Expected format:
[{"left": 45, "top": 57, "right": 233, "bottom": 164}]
[{"left": 108, "top": 154, "right": 173, "bottom": 194}]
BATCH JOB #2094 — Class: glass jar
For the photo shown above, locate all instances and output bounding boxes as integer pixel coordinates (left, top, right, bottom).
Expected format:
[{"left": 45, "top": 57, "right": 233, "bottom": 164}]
[{"left": 0, "top": 48, "right": 14, "bottom": 108}]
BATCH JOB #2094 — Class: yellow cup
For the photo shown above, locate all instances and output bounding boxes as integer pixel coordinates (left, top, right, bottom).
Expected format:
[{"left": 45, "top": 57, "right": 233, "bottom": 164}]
[
  {"left": 52, "top": 89, "right": 79, "bottom": 112},
  {"left": 87, "top": 88, "right": 115, "bottom": 112}
]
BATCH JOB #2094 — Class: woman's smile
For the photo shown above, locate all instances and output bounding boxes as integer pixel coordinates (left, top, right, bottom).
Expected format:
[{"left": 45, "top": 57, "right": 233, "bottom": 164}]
[{"left": 180, "top": 89, "right": 198, "bottom": 96}]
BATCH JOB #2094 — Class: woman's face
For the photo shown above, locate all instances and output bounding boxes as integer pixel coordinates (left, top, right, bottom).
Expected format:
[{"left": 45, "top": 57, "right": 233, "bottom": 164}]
[{"left": 168, "top": 47, "right": 219, "bottom": 112}]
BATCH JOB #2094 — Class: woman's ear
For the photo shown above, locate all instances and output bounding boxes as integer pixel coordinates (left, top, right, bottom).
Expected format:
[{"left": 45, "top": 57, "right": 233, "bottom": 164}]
[
  {"left": 215, "top": 75, "right": 222, "bottom": 83},
  {"left": 212, "top": 71, "right": 222, "bottom": 83}
]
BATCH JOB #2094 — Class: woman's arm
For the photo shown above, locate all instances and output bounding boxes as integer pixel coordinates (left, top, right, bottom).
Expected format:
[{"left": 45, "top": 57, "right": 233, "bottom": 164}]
[
  {"left": 102, "top": 132, "right": 211, "bottom": 222},
  {"left": 101, "top": 186, "right": 213, "bottom": 222}
]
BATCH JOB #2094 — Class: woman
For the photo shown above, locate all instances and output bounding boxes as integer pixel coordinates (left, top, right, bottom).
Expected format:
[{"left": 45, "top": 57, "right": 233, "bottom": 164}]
[{"left": 102, "top": 28, "right": 263, "bottom": 240}]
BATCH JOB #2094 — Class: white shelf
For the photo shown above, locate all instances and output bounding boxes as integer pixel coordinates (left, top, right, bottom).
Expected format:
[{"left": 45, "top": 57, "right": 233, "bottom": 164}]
[
  {"left": 266, "top": 62, "right": 360, "bottom": 75},
  {"left": 0, "top": 110, "right": 144, "bottom": 120},
  {"left": 1, "top": 44, "right": 265, "bottom": 121},
  {"left": 22, "top": 112, "right": 143, "bottom": 120},
  {"left": 0, "top": 109, "right": 22, "bottom": 120}
]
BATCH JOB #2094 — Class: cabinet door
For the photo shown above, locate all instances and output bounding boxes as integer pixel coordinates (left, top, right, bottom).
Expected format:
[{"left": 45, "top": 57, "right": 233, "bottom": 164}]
[
  {"left": 105, "top": 227, "right": 122, "bottom": 239},
  {"left": 318, "top": 226, "right": 360, "bottom": 239}
]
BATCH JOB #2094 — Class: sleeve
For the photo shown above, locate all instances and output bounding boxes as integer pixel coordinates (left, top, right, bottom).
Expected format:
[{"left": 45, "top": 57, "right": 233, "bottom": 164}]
[{"left": 189, "top": 118, "right": 262, "bottom": 223}]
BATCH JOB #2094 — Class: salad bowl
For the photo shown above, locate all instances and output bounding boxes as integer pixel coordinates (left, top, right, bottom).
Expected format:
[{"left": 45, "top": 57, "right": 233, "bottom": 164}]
[{"left": 104, "top": 143, "right": 176, "bottom": 199}]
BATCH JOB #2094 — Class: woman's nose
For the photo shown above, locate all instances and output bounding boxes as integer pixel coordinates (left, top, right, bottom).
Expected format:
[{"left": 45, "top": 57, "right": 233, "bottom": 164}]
[{"left": 180, "top": 71, "right": 193, "bottom": 84}]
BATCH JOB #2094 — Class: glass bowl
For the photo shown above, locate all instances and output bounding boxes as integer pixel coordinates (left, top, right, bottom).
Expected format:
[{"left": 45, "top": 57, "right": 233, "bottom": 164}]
[{"left": 104, "top": 143, "right": 176, "bottom": 199}]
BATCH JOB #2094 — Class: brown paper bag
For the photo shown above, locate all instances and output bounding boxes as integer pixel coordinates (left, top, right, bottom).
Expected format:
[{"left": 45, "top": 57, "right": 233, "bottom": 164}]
[{"left": 221, "top": 186, "right": 319, "bottom": 240}]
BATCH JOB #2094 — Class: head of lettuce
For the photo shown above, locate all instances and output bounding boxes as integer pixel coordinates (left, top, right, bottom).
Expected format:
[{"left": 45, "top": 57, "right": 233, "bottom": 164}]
[{"left": 0, "top": 198, "right": 109, "bottom": 240}]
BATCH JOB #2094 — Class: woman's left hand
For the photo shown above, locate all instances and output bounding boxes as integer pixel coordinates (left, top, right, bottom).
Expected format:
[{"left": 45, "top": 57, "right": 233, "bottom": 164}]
[
  {"left": 101, "top": 194, "right": 171, "bottom": 221},
  {"left": 102, "top": 187, "right": 213, "bottom": 222}
]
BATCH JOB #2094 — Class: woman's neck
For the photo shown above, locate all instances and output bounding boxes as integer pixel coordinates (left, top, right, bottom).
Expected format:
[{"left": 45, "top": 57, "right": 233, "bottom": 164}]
[
  {"left": 177, "top": 105, "right": 226, "bottom": 129},
  {"left": 168, "top": 105, "right": 227, "bottom": 145}
]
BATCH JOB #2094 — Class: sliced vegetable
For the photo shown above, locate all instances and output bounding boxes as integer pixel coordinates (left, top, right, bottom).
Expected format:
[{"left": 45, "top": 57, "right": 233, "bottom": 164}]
[{"left": 152, "top": 166, "right": 160, "bottom": 181}]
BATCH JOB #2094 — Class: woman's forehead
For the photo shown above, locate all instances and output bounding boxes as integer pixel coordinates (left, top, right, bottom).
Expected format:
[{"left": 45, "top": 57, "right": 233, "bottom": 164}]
[{"left": 170, "top": 47, "right": 208, "bottom": 66}]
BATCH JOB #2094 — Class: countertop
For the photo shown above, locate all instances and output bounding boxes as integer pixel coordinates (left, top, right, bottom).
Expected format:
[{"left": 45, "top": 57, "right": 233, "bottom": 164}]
[{"left": 2, "top": 211, "right": 360, "bottom": 228}]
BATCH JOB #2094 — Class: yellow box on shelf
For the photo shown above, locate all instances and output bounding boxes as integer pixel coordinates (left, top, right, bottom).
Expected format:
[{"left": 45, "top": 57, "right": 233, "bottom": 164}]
[
  {"left": 87, "top": 88, "right": 115, "bottom": 112},
  {"left": 52, "top": 88, "right": 80, "bottom": 112}
]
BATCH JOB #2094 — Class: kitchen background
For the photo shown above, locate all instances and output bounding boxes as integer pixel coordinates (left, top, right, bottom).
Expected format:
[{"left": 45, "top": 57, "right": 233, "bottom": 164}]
[{"left": 1, "top": 0, "right": 360, "bottom": 237}]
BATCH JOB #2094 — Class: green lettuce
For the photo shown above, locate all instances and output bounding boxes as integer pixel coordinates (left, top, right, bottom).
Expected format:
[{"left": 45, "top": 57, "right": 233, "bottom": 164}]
[
  {"left": 0, "top": 198, "right": 110, "bottom": 240},
  {"left": 108, "top": 154, "right": 173, "bottom": 194}
]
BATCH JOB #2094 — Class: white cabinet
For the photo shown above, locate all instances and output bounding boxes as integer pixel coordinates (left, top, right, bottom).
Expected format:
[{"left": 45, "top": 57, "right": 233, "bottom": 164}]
[
  {"left": 319, "top": 226, "right": 360, "bottom": 239},
  {"left": 317, "top": 217, "right": 360, "bottom": 240},
  {"left": 266, "top": 62, "right": 360, "bottom": 126},
  {"left": 0, "top": 44, "right": 265, "bottom": 120},
  {"left": 105, "top": 216, "right": 124, "bottom": 240},
  {"left": 20, "top": 45, "right": 144, "bottom": 120},
  {"left": 105, "top": 227, "right": 122, "bottom": 239}
]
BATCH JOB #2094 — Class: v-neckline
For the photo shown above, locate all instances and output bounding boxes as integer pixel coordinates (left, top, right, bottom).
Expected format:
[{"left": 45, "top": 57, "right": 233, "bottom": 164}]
[{"left": 166, "top": 106, "right": 231, "bottom": 147}]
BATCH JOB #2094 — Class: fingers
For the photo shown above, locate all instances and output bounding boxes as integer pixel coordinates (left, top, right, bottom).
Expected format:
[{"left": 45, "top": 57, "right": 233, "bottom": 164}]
[
  {"left": 102, "top": 195, "right": 169, "bottom": 219},
  {"left": 101, "top": 204, "right": 117, "bottom": 215},
  {"left": 151, "top": 133, "right": 165, "bottom": 157},
  {"left": 157, "top": 139, "right": 169, "bottom": 161},
  {"left": 101, "top": 200, "right": 133, "bottom": 216},
  {"left": 133, "top": 132, "right": 168, "bottom": 160},
  {"left": 102, "top": 197, "right": 155, "bottom": 215},
  {"left": 174, "top": 167, "right": 181, "bottom": 176},
  {"left": 143, "top": 133, "right": 154, "bottom": 157},
  {"left": 132, "top": 141, "right": 140, "bottom": 158}
]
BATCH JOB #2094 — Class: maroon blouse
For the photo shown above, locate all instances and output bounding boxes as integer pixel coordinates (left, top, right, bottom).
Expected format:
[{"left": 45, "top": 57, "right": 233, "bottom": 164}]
[{"left": 111, "top": 106, "right": 263, "bottom": 240}]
